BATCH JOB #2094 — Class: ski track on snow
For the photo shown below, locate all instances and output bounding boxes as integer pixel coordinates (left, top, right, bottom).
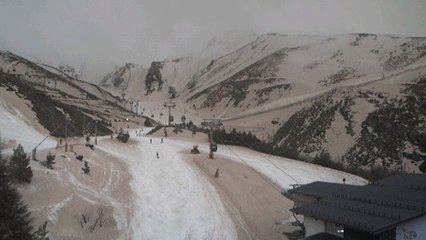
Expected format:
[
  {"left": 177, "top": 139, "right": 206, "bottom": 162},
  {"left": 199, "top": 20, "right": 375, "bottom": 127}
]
[{"left": 98, "top": 135, "right": 238, "bottom": 240}]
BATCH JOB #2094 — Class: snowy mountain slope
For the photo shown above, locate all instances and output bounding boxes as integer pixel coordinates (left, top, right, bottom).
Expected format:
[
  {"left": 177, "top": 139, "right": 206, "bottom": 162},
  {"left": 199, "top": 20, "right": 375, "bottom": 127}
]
[
  {"left": 94, "top": 33, "right": 426, "bottom": 173},
  {"left": 272, "top": 66, "right": 426, "bottom": 171},
  {"left": 178, "top": 34, "right": 426, "bottom": 172},
  {"left": 96, "top": 31, "right": 258, "bottom": 102},
  {"left": 0, "top": 51, "right": 122, "bottom": 104},
  {"left": 100, "top": 63, "right": 139, "bottom": 96},
  {"left": 0, "top": 51, "right": 148, "bottom": 139},
  {"left": 185, "top": 34, "right": 426, "bottom": 117},
  {"left": 98, "top": 34, "right": 426, "bottom": 120},
  {"left": 0, "top": 89, "right": 56, "bottom": 153},
  {"left": 196, "top": 30, "right": 258, "bottom": 60}
]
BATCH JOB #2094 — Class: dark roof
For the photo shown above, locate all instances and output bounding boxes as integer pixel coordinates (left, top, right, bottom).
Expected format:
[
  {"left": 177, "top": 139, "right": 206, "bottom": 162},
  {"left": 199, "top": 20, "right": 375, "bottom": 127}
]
[
  {"left": 373, "top": 173, "right": 426, "bottom": 190},
  {"left": 292, "top": 174, "right": 426, "bottom": 234},
  {"left": 288, "top": 181, "right": 359, "bottom": 199},
  {"left": 303, "top": 232, "right": 343, "bottom": 240}
]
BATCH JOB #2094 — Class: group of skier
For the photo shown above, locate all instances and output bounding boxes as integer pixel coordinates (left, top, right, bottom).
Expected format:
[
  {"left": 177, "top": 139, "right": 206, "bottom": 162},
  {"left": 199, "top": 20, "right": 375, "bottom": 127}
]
[
  {"left": 149, "top": 138, "right": 164, "bottom": 159},
  {"left": 149, "top": 138, "right": 163, "bottom": 144},
  {"left": 135, "top": 129, "right": 143, "bottom": 137}
]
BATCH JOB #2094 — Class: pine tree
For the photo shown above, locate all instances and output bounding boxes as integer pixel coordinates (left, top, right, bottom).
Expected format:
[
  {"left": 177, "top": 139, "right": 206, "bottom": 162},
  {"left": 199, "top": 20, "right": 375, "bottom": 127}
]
[
  {"left": 0, "top": 149, "right": 34, "bottom": 239},
  {"left": 33, "top": 221, "right": 49, "bottom": 240},
  {"left": 82, "top": 161, "right": 90, "bottom": 175},
  {"left": 116, "top": 132, "right": 130, "bottom": 143},
  {"left": 44, "top": 153, "right": 56, "bottom": 170},
  {"left": 9, "top": 144, "right": 33, "bottom": 184}
]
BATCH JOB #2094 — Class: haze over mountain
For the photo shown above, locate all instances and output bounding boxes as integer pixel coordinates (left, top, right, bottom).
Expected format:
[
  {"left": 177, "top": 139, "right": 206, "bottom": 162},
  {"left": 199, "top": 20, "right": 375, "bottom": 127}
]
[
  {"left": 1, "top": 0, "right": 425, "bottom": 68},
  {"left": 97, "top": 32, "right": 426, "bottom": 173}
]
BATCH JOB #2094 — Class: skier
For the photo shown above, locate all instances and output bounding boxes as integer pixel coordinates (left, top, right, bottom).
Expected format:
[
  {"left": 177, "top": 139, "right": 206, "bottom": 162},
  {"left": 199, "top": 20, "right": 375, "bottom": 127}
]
[
  {"left": 150, "top": 139, "right": 152, "bottom": 144},
  {"left": 214, "top": 169, "right": 219, "bottom": 178},
  {"left": 161, "top": 138, "right": 163, "bottom": 143},
  {"left": 156, "top": 152, "right": 159, "bottom": 159}
]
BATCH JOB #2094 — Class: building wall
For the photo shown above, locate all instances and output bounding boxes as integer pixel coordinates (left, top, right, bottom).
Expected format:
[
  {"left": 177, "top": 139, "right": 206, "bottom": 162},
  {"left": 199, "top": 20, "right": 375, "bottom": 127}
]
[
  {"left": 305, "top": 216, "right": 325, "bottom": 237},
  {"left": 396, "top": 214, "right": 426, "bottom": 240}
]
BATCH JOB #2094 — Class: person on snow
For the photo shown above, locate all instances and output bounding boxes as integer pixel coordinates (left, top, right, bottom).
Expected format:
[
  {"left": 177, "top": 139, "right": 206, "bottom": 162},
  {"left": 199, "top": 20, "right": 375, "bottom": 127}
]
[
  {"left": 161, "top": 138, "right": 163, "bottom": 143},
  {"left": 156, "top": 152, "right": 159, "bottom": 159},
  {"left": 214, "top": 169, "right": 219, "bottom": 178},
  {"left": 150, "top": 139, "right": 152, "bottom": 144}
]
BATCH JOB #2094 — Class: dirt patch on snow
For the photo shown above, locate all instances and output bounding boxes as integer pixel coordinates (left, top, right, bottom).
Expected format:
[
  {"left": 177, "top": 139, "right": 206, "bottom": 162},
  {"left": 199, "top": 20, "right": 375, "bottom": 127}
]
[
  {"left": 189, "top": 153, "right": 300, "bottom": 240},
  {"left": 19, "top": 144, "right": 133, "bottom": 240}
]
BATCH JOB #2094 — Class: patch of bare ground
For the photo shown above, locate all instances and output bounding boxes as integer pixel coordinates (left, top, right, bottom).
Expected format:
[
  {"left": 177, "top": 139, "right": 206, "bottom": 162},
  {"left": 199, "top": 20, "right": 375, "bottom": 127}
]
[
  {"left": 187, "top": 152, "right": 302, "bottom": 240},
  {"left": 19, "top": 143, "right": 134, "bottom": 240}
]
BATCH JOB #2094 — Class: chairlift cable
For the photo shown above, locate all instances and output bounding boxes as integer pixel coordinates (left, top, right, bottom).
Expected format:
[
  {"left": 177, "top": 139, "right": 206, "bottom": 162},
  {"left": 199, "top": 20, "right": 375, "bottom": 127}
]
[
  {"left": 224, "top": 144, "right": 283, "bottom": 194},
  {"left": 221, "top": 129, "right": 299, "bottom": 185},
  {"left": 237, "top": 133, "right": 299, "bottom": 184}
]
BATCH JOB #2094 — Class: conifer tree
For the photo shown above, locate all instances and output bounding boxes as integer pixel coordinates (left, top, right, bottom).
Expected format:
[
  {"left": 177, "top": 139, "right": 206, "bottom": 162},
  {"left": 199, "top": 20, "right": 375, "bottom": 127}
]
[
  {"left": 9, "top": 144, "right": 33, "bottom": 184},
  {"left": 33, "top": 221, "right": 49, "bottom": 240},
  {"left": 44, "top": 153, "right": 56, "bottom": 170},
  {"left": 0, "top": 149, "right": 34, "bottom": 239},
  {"left": 82, "top": 161, "right": 90, "bottom": 175}
]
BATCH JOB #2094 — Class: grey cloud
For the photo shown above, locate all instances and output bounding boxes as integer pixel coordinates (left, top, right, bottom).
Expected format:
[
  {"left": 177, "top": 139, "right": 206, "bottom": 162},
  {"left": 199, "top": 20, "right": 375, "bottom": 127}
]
[{"left": 0, "top": 0, "right": 425, "bottom": 67}]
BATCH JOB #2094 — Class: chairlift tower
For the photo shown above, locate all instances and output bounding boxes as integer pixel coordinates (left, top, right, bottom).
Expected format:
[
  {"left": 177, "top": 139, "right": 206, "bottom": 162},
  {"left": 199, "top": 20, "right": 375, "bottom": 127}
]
[
  {"left": 201, "top": 118, "right": 223, "bottom": 159},
  {"left": 163, "top": 101, "right": 176, "bottom": 126},
  {"left": 32, "top": 124, "right": 61, "bottom": 160},
  {"left": 65, "top": 113, "right": 70, "bottom": 152}
]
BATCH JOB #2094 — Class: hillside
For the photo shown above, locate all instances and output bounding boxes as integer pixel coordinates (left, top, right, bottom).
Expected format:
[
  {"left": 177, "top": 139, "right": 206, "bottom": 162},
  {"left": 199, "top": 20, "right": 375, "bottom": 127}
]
[
  {"left": 0, "top": 85, "right": 367, "bottom": 239},
  {"left": 97, "top": 33, "right": 426, "bottom": 173},
  {"left": 185, "top": 34, "right": 426, "bottom": 115},
  {"left": 0, "top": 50, "right": 148, "bottom": 143},
  {"left": 0, "top": 110, "right": 366, "bottom": 240}
]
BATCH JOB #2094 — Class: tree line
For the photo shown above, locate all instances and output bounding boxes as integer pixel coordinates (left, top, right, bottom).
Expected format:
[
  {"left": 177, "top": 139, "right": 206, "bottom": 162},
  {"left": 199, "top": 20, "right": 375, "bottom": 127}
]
[
  {"left": 0, "top": 145, "right": 49, "bottom": 240},
  {"left": 212, "top": 128, "right": 399, "bottom": 181}
]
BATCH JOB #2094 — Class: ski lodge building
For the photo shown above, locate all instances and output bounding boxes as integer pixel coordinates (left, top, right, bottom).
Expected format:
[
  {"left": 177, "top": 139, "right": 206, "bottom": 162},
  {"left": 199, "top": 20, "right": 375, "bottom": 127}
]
[{"left": 288, "top": 174, "right": 426, "bottom": 240}]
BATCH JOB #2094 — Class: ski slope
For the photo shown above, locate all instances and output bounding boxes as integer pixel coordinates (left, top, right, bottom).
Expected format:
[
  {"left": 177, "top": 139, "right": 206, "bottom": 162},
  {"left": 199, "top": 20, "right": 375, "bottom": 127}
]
[
  {"left": 98, "top": 133, "right": 238, "bottom": 240},
  {"left": 0, "top": 99, "right": 56, "bottom": 154},
  {"left": 169, "top": 139, "right": 367, "bottom": 189},
  {"left": 0, "top": 103, "right": 368, "bottom": 240},
  {"left": 97, "top": 132, "right": 366, "bottom": 239}
]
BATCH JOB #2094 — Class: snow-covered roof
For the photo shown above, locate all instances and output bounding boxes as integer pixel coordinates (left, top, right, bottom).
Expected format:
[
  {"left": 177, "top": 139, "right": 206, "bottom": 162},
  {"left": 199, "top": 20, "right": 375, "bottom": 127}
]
[{"left": 291, "top": 174, "right": 426, "bottom": 234}]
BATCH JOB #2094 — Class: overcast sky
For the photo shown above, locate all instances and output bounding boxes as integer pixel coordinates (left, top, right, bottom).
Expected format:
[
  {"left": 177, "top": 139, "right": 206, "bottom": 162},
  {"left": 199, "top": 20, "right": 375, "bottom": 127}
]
[{"left": 0, "top": 0, "right": 425, "bottom": 66}]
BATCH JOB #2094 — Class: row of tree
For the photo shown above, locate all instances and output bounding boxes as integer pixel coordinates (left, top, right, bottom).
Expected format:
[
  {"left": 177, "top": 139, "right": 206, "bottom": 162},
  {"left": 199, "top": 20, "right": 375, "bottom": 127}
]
[
  {"left": 0, "top": 145, "right": 49, "bottom": 239},
  {"left": 212, "top": 128, "right": 297, "bottom": 158},
  {"left": 212, "top": 128, "right": 399, "bottom": 181}
]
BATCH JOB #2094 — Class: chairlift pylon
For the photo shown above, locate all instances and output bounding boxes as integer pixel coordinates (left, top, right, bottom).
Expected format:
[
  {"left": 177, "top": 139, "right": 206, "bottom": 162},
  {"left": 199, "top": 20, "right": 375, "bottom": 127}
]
[{"left": 210, "top": 142, "right": 218, "bottom": 152}]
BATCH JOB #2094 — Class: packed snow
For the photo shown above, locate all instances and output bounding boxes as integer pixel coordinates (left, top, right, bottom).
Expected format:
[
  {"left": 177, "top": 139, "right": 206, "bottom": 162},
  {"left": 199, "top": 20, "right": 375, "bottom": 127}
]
[
  {"left": 98, "top": 132, "right": 238, "bottom": 240},
  {"left": 168, "top": 139, "right": 367, "bottom": 190},
  {"left": 97, "top": 133, "right": 365, "bottom": 240},
  {"left": 0, "top": 98, "right": 56, "bottom": 154}
]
